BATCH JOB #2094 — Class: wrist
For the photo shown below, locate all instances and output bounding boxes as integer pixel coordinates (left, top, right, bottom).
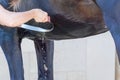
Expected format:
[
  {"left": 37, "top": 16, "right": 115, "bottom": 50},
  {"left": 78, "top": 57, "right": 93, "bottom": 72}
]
[
  {"left": 31, "top": 9, "right": 39, "bottom": 19},
  {"left": 30, "top": 9, "right": 36, "bottom": 19}
]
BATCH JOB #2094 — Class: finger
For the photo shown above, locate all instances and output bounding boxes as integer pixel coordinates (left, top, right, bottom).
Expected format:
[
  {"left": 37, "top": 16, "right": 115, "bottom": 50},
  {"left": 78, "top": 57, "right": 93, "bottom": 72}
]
[
  {"left": 45, "top": 16, "right": 51, "bottom": 22},
  {"left": 42, "top": 16, "right": 49, "bottom": 22},
  {"left": 48, "top": 16, "right": 51, "bottom": 22},
  {"left": 38, "top": 17, "right": 46, "bottom": 22}
]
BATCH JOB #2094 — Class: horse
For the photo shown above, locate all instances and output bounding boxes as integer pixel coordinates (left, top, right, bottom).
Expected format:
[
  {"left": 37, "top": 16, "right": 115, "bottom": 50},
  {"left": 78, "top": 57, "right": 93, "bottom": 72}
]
[
  {"left": 0, "top": 0, "right": 108, "bottom": 80},
  {"left": 16, "top": 0, "right": 107, "bottom": 40}
]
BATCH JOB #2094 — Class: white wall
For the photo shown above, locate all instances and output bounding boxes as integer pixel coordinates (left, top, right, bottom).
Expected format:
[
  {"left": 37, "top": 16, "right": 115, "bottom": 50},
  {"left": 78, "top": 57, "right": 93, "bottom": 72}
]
[
  {"left": 86, "top": 32, "right": 115, "bottom": 80},
  {"left": 0, "top": 31, "right": 116, "bottom": 80}
]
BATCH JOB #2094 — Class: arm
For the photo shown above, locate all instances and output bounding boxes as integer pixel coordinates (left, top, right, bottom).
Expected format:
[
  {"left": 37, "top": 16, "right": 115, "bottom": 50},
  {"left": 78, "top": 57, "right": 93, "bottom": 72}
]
[{"left": 0, "top": 5, "right": 50, "bottom": 27}]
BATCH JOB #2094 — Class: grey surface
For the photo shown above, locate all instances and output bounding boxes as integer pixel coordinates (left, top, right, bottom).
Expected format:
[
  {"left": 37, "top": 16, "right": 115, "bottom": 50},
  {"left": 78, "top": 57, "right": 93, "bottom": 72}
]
[{"left": 0, "top": 31, "right": 115, "bottom": 80}]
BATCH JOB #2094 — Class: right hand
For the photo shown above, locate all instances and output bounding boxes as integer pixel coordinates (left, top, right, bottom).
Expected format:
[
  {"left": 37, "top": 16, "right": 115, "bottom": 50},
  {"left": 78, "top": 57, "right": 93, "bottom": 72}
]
[{"left": 33, "top": 9, "right": 50, "bottom": 23}]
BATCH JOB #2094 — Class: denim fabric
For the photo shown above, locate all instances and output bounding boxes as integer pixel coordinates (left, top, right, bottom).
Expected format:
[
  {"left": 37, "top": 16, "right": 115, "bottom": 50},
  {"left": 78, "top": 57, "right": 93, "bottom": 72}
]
[
  {"left": 0, "top": 1, "right": 54, "bottom": 80},
  {"left": 0, "top": 0, "right": 9, "bottom": 8},
  {"left": 96, "top": 0, "right": 120, "bottom": 62},
  {"left": 0, "top": 0, "right": 10, "bottom": 44},
  {"left": 0, "top": 28, "right": 4, "bottom": 45}
]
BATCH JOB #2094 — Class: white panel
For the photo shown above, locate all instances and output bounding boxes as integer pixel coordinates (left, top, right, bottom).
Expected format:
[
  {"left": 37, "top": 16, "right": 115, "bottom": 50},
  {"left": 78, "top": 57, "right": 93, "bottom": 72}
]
[
  {"left": 54, "top": 39, "right": 87, "bottom": 80},
  {"left": 54, "top": 38, "right": 87, "bottom": 72},
  {"left": 0, "top": 47, "right": 10, "bottom": 80},
  {"left": 86, "top": 32, "right": 115, "bottom": 80}
]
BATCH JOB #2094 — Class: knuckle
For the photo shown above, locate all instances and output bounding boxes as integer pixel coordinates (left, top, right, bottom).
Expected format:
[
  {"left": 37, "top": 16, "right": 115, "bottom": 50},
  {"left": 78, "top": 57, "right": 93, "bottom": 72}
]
[{"left": 44, "top": 12, "right": 48, "bottom": 15}]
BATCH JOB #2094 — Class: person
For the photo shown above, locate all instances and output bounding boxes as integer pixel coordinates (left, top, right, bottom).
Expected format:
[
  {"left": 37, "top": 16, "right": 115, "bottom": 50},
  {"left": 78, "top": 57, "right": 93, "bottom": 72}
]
[
  {"left": 0, "top": 4, "right": 50, "bottom": 27},
  {"left": 0, "top": 0, "right": 54, "bottom": 80}
]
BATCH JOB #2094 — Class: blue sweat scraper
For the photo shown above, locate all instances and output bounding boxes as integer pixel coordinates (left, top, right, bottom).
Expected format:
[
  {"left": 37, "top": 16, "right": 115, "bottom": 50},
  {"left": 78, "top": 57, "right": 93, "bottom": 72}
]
[{"left": 21, "top": 22, "right": 54, "bottom": 32}]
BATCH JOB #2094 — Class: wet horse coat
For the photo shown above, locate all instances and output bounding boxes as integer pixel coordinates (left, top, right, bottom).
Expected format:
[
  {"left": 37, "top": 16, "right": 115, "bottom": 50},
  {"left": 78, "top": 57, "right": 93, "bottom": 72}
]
[{"left": 0, "top": 0, "right": 110, "bottom": 80}]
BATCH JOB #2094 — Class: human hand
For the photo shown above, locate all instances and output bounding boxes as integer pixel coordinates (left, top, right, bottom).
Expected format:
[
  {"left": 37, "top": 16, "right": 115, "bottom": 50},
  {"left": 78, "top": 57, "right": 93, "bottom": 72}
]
[{"left": 33, "top": 9, "right": 50, "bottom": 23}]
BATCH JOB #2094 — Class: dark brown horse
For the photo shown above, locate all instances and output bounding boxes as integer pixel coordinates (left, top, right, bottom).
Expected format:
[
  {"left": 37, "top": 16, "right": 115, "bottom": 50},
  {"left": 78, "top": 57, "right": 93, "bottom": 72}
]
[
  {"left": 0, "top": 0, "right": 108, "bottom": 80},
  {"left": 15, "top": 0, "right": 107, "bottom": 40}
]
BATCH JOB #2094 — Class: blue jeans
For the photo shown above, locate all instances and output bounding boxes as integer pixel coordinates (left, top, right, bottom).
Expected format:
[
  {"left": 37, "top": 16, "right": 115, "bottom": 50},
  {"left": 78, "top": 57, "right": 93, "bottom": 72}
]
[{"left": 0, "top": 28, "right": 54, "bottom": 80}]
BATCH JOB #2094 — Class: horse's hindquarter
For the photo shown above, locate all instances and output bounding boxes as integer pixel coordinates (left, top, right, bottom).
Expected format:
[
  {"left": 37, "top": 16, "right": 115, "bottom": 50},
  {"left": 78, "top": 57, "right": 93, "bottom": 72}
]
[{"left": 14, "top": 0, "right": 108, "bottom": 40}]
